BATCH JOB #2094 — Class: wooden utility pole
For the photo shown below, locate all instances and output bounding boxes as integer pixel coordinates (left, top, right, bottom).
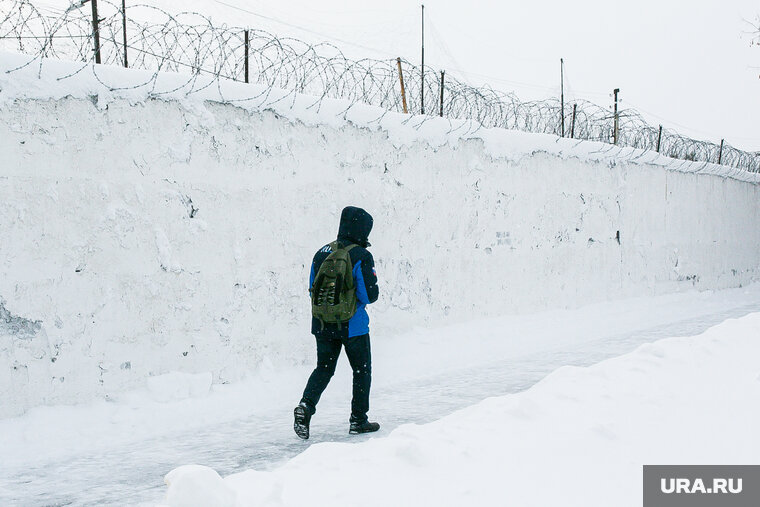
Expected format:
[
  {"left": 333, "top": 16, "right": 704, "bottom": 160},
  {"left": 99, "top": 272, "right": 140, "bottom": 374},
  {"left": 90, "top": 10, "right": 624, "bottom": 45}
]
[{"left": 397, "top": 58, "right": 408, "bottom": 114}]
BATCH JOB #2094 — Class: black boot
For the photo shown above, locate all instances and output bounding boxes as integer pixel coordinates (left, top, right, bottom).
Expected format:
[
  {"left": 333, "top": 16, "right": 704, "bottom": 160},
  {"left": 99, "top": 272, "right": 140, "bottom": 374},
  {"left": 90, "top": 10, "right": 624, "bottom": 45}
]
[
  {"left": 349, "top": 419, "right": 380, "bottom": 434},
  {"left": 293, "top": 403, "right": 313, "bottom": 440}
]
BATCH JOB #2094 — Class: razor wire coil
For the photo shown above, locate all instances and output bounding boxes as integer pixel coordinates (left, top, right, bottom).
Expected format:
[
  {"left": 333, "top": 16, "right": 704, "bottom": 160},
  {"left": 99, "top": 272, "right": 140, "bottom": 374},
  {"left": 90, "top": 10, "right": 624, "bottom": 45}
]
[{"left": 1, "top": 0, "right": 758, "bottom": 173}]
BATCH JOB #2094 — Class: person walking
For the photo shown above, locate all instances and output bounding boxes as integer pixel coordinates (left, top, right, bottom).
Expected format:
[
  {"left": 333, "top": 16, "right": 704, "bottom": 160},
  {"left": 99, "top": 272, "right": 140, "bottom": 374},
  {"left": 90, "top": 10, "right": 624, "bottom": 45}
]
[{"left": 294, "top": 206, "right": 380, "bottom": 439}]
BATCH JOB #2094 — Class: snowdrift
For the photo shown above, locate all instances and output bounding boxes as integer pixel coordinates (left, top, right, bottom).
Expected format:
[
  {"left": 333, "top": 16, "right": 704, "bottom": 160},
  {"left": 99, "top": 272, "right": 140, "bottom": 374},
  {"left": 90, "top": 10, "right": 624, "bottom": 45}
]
[
  {"left": 159, "top": 312, "right": 760, "bottom": 507},
  {"left": 1, "top": 52, "right": 759, "bottom": 417}
]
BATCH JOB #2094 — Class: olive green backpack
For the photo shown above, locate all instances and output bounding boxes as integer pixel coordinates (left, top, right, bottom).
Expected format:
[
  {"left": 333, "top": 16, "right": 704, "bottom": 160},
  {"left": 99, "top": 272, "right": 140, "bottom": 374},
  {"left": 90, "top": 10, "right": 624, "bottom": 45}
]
[{"left": 310, "top": 241, "right": 358, "bottom": 330}]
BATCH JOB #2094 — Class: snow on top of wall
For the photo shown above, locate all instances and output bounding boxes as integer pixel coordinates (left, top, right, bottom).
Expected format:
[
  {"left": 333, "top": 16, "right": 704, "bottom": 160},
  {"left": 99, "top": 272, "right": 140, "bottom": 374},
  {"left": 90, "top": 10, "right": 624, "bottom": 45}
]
[{"left": 2, "top": 51, "right": 758, "bottom": 185}]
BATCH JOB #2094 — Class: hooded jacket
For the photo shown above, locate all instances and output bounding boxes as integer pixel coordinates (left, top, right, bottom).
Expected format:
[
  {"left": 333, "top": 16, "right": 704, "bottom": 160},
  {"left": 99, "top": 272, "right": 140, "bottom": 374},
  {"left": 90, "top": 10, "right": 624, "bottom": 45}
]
[{"left": 309, "top": 206, "right": 379, "bottom": 337}]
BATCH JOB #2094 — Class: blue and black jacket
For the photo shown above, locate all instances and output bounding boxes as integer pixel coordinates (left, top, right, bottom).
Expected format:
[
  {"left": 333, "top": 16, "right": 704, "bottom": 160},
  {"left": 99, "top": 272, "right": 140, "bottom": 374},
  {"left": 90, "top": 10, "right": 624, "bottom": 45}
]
[{"left": 310, "top": 206, "right": 379, "bottom": 337}]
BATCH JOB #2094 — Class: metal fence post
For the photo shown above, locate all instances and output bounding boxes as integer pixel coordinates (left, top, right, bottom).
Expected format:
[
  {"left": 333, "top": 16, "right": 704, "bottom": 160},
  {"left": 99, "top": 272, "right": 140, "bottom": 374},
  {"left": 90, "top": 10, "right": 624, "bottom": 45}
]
[
  {"left": 397, "top": 58, "right": 408, "bottom": 114},
  {"left": 560, "top": 58, "right": 565, "bottom": 137},
  {"left": 244, "top": 29, "right": 249, "bottom": 83},
  {"left": 439, "top": 70, "right": 444, "bottom": 117},
  {"left": 718, "top": 139, "right": 724, "bottom": 165},
  {"left": 420, "top": 4, "right": 425, "bottom": 115},
  {"left": 613, "top": 88, "right": 620, "bottom": 145},
  {"left": 570, "top": 103, "right": 577, "bottom": 139},
  {"left": 121, "top": 0, "right": 128, "bottom": 67},
  {"left": 91, "top": 0, "right": 101, "bottom": 64},
  {"left": 656, "top": 125, "right": 662, "bottom": 153}
]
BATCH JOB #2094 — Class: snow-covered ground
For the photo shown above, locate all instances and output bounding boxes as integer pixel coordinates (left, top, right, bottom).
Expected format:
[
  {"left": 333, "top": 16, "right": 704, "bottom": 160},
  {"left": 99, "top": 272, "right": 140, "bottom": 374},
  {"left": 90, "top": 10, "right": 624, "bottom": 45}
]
[
  {"left": 2, "top": 284, "right": 760, "bottom": 506},
  {"left": 160, "top": 310, "right": 760, "bottom": 507}
]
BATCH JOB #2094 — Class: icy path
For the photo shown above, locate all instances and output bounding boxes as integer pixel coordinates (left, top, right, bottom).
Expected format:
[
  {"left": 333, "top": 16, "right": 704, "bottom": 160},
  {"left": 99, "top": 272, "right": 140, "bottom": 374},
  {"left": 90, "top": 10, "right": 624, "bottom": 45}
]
[{"left": 3, "top": 285, "right": 760, "bottom": 506}]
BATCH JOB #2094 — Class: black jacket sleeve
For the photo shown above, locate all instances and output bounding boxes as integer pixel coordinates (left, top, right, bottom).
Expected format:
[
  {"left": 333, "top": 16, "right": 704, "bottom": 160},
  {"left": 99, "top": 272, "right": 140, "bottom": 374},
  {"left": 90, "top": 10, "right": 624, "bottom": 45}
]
[{"left": 360, "top": 251, "right": 379, "bottom": 304}]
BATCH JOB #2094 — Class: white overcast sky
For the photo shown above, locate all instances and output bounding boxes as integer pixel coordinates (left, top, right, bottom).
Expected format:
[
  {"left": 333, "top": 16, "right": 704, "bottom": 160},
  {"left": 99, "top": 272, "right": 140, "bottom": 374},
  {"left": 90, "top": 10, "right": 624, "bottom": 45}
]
[{"left": 34, "top": 0, "right": 760, "bottom": 150}]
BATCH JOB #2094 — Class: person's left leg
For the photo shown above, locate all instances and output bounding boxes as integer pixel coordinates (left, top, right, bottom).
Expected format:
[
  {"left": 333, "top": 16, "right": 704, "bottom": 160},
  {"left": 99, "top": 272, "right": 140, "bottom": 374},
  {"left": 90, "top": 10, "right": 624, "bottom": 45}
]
[
  {"left": 295, "top": 333, "right": 343, "bottom": 439},
  {"left": 343, "top": 333, "right": 372, "bottom": 423},
  {"left": 301, "top": 333, "right": 343, "bottom": 412}
]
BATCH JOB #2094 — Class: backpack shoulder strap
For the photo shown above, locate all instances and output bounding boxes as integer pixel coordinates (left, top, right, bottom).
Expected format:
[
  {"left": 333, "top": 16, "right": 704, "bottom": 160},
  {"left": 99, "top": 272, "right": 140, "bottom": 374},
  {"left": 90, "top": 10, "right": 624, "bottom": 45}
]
[{"left": 332, "top": 241, "right": 358, "bottom": 253}]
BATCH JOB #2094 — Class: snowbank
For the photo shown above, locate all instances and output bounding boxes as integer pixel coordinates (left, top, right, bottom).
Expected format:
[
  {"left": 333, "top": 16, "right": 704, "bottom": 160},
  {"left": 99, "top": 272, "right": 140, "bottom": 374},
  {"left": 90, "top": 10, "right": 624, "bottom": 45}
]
[
  {"left": 159, "top": 312, "right": 760, "bottom": 507},
  {"left": 1, "top": 52, "right": 759, "bottom": 417}
]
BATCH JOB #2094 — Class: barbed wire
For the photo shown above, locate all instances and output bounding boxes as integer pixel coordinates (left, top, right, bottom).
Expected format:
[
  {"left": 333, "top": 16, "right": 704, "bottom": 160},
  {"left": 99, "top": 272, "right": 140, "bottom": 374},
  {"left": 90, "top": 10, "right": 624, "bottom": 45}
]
[{"left": 1, "top": 0, "right": 758, "bottom": 173}]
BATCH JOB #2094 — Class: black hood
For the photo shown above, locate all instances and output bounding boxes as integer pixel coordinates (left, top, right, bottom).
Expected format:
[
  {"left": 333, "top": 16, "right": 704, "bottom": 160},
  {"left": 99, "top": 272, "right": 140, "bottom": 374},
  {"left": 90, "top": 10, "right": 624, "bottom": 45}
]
[{"left": 337, "top": 206, "right": 373, "bottom": 248}]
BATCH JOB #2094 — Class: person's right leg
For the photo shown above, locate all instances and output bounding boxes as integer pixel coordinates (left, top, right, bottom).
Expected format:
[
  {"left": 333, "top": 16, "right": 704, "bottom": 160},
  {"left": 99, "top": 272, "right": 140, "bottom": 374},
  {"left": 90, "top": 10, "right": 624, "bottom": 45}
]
[{"left": 343, "top": 333, "right": 378, "bottom": 434}]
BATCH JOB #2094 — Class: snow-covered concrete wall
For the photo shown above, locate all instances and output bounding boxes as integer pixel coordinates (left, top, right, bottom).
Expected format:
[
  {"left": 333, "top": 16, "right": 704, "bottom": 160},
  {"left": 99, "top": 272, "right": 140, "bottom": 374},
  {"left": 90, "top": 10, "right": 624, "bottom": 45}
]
[{"left": 1, "top": 85, "right": 759, "bottom": 418}]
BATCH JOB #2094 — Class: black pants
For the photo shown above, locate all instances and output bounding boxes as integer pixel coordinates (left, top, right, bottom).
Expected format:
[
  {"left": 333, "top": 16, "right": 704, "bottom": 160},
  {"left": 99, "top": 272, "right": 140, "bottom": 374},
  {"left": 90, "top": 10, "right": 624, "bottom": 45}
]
[{"left": 301, "top": 332, "right": 372, "bottom": 423}]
